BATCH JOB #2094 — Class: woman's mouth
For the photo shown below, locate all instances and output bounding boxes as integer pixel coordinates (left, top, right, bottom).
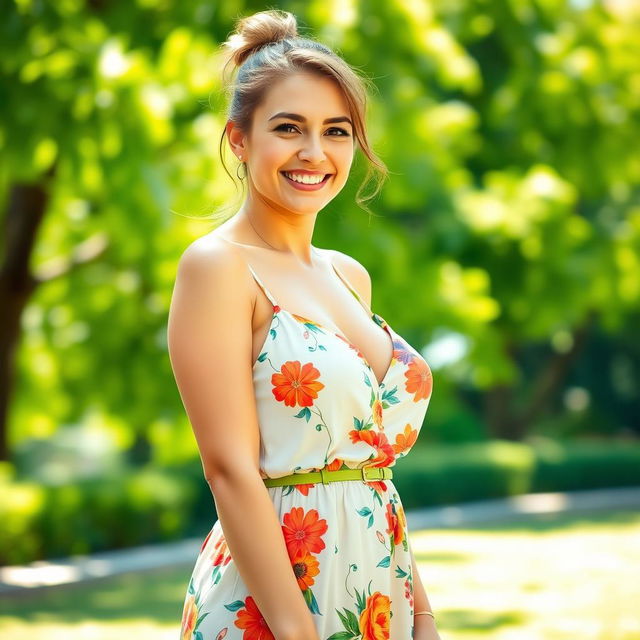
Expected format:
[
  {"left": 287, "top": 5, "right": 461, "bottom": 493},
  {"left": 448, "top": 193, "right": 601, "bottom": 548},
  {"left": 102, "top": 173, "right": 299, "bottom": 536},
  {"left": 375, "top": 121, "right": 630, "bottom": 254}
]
[{"left": 280, "top": 171, "right": 332, "bottom": 191}]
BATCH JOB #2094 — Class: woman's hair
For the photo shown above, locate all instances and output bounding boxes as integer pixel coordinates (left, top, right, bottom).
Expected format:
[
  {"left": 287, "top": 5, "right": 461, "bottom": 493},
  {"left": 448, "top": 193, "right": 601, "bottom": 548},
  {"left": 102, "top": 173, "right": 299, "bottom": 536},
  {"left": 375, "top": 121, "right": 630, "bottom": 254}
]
[{"left": 213, "top": 9, "right": 388, "bottom": 220}]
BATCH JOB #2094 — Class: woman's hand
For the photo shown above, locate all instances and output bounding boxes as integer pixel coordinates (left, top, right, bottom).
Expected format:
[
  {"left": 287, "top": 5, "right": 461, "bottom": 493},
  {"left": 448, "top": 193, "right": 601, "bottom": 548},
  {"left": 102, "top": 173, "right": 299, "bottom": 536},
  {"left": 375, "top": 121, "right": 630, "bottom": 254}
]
[{"left": 413, "top": 614, "right": 442, "bottom": 640}]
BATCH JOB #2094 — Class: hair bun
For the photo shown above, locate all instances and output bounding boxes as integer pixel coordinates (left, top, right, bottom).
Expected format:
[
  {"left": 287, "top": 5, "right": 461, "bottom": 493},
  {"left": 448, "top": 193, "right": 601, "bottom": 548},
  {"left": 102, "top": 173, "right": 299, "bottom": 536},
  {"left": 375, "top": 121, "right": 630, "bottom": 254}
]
[{"left": 223, "top": 10, "right": 299, "bottom": 70}]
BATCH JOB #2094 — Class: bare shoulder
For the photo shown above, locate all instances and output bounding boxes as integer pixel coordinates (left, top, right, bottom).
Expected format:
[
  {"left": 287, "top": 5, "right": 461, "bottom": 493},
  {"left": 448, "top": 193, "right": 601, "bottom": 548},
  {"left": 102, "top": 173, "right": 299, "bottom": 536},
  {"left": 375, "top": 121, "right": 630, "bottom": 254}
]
[
  {"left": 177, "top": 234, "right": 246, "bottom": 282},
  {"left": 322, "top": 247, "right": 372, "bottom": 307},
  {"left": 174, "top": 235, "right": 255, "bottom": 308}
]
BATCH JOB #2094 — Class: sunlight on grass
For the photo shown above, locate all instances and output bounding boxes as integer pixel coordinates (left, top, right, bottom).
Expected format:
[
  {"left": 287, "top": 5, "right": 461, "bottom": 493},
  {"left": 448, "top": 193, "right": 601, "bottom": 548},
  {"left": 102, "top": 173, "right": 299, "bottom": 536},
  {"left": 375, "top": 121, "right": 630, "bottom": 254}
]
[
  {"left": 0, "top": 509, "right": 638, "bottom": 640},
  {"left": 412, "top": 509, "right": 640, "bottom": 640}
]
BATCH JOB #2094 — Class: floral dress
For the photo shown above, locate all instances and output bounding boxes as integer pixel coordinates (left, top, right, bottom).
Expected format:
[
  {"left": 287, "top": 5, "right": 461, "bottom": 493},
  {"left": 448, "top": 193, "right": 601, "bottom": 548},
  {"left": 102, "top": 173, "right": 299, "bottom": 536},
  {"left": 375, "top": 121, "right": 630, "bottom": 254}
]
[{"left": 179, "top": 256, "right": 434, "bottom": 640}]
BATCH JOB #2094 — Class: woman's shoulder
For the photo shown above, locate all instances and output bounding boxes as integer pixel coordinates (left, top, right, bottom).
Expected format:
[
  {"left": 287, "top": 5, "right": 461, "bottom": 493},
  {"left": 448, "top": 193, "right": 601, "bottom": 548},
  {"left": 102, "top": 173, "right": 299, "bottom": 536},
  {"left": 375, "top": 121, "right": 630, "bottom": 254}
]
[
  {"left": 179, "top": 231, "right": 248, "bottom": 265},
  {"left": 175, "top": 233, "right": 253, "bottom": 293}
]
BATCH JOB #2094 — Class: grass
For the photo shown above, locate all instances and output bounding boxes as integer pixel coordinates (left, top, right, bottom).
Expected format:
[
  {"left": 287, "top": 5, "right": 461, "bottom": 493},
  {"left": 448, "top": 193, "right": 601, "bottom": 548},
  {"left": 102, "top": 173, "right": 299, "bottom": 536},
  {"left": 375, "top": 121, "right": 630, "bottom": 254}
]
[
  {"left": 0, "top": 509, "right": 638, "bottom": 640},
  {"left": 411, "top": 508, "right": 640, "bottom": 640}
]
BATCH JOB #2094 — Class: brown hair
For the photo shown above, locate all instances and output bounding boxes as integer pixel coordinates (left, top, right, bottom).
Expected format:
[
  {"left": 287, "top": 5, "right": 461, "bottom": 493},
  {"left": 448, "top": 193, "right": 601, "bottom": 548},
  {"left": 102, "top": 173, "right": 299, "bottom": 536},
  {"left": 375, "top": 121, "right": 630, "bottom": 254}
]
[{"left": 213, "top": 9, "right": 388, "bottom": 220}]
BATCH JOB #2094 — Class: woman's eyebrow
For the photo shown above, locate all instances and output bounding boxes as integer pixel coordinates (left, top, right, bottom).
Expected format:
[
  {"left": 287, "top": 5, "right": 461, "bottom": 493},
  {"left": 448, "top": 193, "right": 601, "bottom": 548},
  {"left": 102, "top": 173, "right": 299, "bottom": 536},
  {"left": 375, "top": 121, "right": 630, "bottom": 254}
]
[{"left": 268, "top": 112, "right": 353, "bottom": 127}]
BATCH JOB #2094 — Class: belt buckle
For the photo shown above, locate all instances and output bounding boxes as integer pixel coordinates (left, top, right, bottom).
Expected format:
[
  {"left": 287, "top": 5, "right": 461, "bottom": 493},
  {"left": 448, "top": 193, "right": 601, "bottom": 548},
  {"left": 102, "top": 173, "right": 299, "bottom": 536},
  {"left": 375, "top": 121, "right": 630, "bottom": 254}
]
[
  {"left": 320, "top": 468, "right": 330, "bottom": 484},
  {"left": 361, "top": 467, "right": 369, "bottom": 484}
]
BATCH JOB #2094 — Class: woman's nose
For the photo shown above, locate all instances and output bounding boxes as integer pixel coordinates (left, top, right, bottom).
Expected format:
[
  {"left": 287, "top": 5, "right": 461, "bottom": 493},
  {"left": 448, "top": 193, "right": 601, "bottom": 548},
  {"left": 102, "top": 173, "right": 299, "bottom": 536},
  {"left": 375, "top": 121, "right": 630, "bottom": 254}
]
[{"left": 298, "top": 134, "right": 327, "bottom": 163}]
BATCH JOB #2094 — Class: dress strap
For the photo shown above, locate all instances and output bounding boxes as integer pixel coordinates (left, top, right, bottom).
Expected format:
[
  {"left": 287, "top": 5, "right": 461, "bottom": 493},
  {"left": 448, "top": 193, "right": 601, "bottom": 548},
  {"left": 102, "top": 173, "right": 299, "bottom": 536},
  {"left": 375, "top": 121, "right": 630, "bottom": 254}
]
[
  {"left": 328, "top": 258, "right": 374, "bottom": 318},
  {"left": 246, "top": 263, "right": 279, "bottom": 307}
]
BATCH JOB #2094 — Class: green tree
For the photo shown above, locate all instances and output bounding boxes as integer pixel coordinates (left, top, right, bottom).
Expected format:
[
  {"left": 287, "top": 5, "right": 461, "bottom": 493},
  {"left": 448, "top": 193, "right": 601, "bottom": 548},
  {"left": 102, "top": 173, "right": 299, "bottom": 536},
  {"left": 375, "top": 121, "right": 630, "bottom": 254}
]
[{"left": 1, "top": 0, "right": 639, "bottom": 466}]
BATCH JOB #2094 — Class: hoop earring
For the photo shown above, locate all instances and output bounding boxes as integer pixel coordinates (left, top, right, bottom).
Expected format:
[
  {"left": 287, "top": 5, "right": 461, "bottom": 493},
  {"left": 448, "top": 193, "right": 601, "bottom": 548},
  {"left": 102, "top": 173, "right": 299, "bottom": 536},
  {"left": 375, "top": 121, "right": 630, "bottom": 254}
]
[{"left": 236, "top": 162, "right": 245, "bottom": 181}]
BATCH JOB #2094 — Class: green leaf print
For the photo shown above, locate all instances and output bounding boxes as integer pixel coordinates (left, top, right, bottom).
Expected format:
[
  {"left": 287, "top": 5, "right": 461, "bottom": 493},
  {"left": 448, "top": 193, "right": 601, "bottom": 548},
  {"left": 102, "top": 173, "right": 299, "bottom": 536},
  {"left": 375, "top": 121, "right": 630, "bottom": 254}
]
[
  {"left": 380, "top": 385, "right": 400, "bottom": 405},
  {"left": 194, "top": 611, "right": 210, "bottom": 628},
  {"left": 303, "top": 586, "right": 321, "bottom": 614},
  {"left": 355, "top": 586, "right": 368, "bottom": 613},
  {"left": 336, "top": 606, "right": 361, "bottom": 635},
  {"left": 355, "top": 506, "right": 375, "bottom": 528},
  {"left": 293, "top": 406, "right": 312, "bottom": 421},
  {"left": 223, "top": 599, "right": 246, "bottom": 611},
  {"left": 395, "top": 565, "right": 409, "bottom": 578}
]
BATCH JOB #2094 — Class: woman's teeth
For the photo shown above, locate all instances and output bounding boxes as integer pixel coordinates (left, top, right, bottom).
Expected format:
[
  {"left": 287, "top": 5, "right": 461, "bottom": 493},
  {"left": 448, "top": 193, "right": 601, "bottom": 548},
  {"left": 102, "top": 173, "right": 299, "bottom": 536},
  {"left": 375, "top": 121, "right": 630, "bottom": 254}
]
[{"left": 282, "top": 172, "right": 327, "bottom": 184}]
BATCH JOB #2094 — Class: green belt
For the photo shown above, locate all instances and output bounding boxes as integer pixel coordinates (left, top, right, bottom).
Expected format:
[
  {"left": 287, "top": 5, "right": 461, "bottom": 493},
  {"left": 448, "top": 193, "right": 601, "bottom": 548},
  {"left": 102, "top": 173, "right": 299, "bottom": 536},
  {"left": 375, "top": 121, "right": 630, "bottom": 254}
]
[{"left": 263, "top": 466, "right": 393, "bottom": 487}]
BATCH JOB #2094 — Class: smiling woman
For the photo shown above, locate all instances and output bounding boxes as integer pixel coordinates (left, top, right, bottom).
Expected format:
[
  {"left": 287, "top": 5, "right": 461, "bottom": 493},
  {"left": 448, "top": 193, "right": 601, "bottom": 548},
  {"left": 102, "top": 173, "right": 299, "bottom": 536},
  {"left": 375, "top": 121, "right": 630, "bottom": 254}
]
[
  {"left": 214, "top": 12, "right": 388, "bottom": 221},
  {"left": 224, "top": 70, "right": 355, "bottom": 212},
  {"left": 168, "top": 8, "right": 438, "bottom": 640}
]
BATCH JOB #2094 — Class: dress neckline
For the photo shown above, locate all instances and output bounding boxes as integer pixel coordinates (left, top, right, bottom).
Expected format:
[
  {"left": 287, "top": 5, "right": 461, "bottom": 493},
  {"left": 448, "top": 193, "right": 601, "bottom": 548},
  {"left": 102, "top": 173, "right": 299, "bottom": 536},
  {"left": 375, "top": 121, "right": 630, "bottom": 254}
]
[
  {"left": 247, "top": 252, "right": 396, "bottom": 388},
  {"left": 277, "top": 306, "right": 397, "bottom": 389}
]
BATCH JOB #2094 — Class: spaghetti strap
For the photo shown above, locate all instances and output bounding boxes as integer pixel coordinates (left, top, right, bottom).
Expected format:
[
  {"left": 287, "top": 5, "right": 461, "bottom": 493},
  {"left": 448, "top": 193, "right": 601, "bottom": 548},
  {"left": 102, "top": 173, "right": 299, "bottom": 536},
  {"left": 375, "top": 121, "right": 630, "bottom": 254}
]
[
  {"left": 329, "top": 259, "right": 374, "bottom": 318},
  {"left": 246, "top": 263, "right": 279, "bottom": 307}
]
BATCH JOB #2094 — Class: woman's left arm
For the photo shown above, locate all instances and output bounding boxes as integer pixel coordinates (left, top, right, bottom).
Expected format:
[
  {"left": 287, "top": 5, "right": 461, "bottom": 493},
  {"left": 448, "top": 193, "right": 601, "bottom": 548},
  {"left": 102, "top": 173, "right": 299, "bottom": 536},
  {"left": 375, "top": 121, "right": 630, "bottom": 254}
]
[{"left": 410, "top": 543, "right": 442, "bottom": 639}]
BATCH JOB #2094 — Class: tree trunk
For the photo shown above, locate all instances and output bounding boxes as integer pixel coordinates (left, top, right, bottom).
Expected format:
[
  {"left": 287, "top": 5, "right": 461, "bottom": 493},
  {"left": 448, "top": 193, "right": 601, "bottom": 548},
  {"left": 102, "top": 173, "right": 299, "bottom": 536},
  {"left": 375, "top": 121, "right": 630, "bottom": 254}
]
[
  {"left": 485, "top": 309, "right": 598, "bottom": 441},
  {"left": 0, "top": 175, "right": 51, "bottom": 461}
]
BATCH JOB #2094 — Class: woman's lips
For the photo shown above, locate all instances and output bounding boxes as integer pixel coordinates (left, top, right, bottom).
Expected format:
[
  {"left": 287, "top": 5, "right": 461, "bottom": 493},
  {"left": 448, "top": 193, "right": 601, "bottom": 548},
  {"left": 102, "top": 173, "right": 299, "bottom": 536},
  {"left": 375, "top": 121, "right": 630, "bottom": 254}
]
[{"left": 280, "top": 172, "right": 332, "bottom": 191}]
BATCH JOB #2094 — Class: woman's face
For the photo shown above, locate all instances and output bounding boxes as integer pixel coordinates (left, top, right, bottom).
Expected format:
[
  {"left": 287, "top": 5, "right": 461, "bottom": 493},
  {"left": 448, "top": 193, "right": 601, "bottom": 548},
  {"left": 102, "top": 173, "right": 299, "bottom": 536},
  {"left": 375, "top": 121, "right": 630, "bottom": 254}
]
[{"left": 228, "top": 71, "right": 356, "bottom": 215}]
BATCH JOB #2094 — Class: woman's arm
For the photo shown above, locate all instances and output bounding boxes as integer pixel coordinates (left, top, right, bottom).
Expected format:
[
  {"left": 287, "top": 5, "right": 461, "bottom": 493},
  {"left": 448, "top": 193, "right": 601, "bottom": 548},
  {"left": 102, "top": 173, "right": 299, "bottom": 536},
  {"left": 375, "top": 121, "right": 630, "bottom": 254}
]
[
  {"left": 410, "top": 542, "right": 432, "bottom": 613},
  {"left": 167, "top": 240, "right": 320, "bottom": 640},
  {"left": 410, "top": 543, "right": 441, "bottom": 638}
]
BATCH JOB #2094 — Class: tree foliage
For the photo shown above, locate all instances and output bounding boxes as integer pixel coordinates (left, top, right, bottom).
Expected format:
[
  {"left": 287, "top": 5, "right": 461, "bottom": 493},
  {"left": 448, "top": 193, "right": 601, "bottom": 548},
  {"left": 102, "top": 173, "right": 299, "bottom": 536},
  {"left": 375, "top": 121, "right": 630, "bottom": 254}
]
[{"left": 1, "top": 0, "right": 639, "bottom": 467}]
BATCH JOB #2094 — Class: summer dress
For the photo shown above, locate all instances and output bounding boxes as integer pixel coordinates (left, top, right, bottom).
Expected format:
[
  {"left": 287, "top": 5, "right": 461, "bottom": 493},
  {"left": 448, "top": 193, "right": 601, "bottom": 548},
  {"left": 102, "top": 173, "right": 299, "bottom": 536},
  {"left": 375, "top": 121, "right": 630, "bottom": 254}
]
[{"left": 179, "top": 255, "right": 434, "bottom": 640}]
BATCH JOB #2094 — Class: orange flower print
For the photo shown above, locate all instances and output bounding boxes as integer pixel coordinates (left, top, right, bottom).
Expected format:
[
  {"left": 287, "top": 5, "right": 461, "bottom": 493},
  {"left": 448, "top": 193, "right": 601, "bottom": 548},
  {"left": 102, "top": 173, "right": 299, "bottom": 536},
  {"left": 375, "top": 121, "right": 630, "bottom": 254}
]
[
  {"left": 372, "top": 396, "right": 384, "bottom": 428},
  {"left": 405, "top": 358, "right": 433, "bottom": 402},
  {"left": 349, "top": 427, "right": 376, "bottom": 446},
  {"left": 282, "top": 506, "right": 328, "bottom": 559},
  {"left": 291, "top": 549, "right": 321, "bottom": 590},
  {"left": 234, "top": 595, "right": 275, "bottom": 640},
  {"left": 368, "top": 477, "right": 390, "bottom": 494},
  {"left": 212, "top": 534, "right": 232, "bottom": 568},
  {"left": 290, "top": 312, "right": 319, "bottom": 327},
  {"left": 385, "top": 501, "right": 406, "bottom": 547},
  {"left": 359, "top": 591, "right": 391, "bottom": 640},
  {"left": 271, "top": 361, "right": 325, "bottom": 407},
  {"left": 180, "top": 595, "right": 198, "bottom": 640},
  {"left": 199, "top": 528, "right": 213, "bottom": 554},
  {"left": 292, "top": 483, "right": 314, "bottom": 496},
  {"left": 392, "top": 423, "right": 419, "bottom": 456},
  {"left": 397, "top": 503, "right": 407, "bottom": 531},
  {"left": 368, "top": 431, "right": 396, "bottom": 467}
]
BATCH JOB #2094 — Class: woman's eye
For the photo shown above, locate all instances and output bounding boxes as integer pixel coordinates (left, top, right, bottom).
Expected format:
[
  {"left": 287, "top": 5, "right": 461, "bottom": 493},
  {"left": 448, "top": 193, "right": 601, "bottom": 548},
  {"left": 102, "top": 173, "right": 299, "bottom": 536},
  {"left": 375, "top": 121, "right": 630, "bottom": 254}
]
[
  {"left": 274, "top": 124, "right": 351, "bottom": 137},
  {"left": 276, "top": 123, "right": 299, "bottom": 133}
]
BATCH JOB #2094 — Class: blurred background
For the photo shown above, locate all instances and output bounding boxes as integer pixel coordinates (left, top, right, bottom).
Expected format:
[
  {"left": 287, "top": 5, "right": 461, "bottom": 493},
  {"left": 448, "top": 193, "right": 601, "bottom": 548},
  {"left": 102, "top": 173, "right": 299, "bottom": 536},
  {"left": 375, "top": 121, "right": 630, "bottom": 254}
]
[{"left": 1, "top": 0, "right": 639, "bottom": 639}]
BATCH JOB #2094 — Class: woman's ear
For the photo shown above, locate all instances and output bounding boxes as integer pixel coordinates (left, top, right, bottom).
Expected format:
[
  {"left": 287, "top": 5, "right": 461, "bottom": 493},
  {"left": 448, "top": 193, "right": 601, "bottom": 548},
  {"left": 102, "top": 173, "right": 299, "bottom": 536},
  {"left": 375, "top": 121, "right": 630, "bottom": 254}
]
[{"left": 226, "top": 120, "right": 247, "bottom": 161}]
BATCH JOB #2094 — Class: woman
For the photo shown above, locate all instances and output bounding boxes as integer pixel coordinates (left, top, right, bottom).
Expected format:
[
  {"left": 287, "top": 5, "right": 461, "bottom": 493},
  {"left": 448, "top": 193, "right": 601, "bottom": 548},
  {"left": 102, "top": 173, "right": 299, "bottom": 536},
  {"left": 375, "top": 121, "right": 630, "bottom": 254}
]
[{"left": 168, "top": 9, "right": 437, "bottom": 640}]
